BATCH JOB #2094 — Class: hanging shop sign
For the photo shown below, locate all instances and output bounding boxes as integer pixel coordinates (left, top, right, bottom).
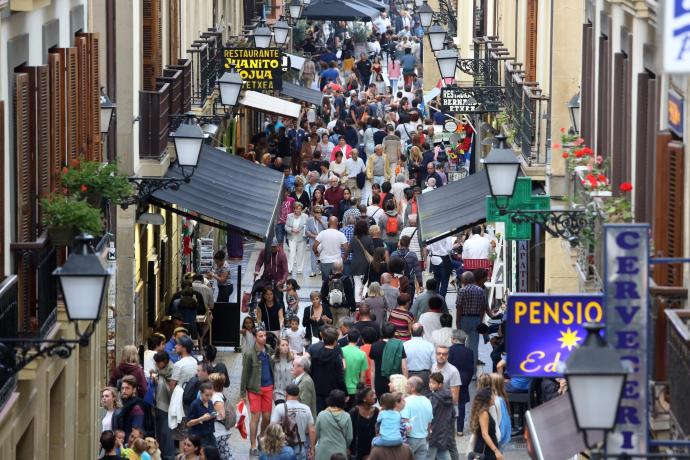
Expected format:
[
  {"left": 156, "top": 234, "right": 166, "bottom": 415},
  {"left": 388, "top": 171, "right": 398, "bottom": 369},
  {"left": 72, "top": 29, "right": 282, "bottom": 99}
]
[
  {"left": 224, "top": 48, "right": 283, "bottom": 91},
  {"left": 441, "top": 87, "right": 480, "bottom": 113},
  {"left": 668, "top": 89, "right": 684, "bottom": 137},
  {"left": 603, "top": 224, "right": 649, "bottom": 453},
  {"left": 506, "top": 293, "right": 605, "bottom": 377},
  {"left": 663, "top": 1, "right": 690, "bottom": 73}
]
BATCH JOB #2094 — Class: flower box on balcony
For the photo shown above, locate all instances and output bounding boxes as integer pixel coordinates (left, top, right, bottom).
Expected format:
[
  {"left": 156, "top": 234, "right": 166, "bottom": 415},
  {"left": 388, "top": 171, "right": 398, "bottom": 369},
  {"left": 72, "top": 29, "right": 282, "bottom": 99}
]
[
  {"left": 666, "top": 309, "right": 690, "bottom": 438},
  {"left": 589, "top": 190, "right": 612, "bottom": 197}
]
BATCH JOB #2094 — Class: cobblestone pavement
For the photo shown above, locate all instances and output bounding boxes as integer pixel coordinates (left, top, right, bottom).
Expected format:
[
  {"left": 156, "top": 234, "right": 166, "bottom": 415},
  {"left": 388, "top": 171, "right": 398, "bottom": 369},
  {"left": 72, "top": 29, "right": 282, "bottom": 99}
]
[{"left": 215, "top": 241, "right": 529, "bottom": 460}]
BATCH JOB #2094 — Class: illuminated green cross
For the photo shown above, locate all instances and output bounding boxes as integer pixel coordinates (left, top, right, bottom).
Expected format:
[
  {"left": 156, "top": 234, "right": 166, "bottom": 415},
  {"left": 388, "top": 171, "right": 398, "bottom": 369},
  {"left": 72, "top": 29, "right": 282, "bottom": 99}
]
[{"left": 486, "top": 177, "right": 551, "bottom": 240}]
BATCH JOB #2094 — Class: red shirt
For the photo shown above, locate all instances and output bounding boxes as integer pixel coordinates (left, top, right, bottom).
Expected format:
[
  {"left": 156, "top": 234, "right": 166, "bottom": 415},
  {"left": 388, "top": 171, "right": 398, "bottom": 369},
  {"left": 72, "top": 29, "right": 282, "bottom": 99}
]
[{"left": 324, "top": 186, "right": 345, "bottom": 216}]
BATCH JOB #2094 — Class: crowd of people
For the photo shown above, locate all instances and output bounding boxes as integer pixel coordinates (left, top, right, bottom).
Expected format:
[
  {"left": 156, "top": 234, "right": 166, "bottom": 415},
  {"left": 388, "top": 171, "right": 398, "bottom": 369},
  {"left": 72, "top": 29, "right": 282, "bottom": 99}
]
[{"left": 95, "top": 10, "right": 572, "bottom": 460}]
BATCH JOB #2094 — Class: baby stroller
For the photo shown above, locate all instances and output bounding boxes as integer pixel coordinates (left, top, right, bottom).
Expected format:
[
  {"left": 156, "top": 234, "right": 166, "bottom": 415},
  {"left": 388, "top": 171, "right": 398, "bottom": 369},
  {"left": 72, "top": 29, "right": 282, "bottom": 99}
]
[{"left": 248, "top": 275, "right": 286, "bottom": 322}]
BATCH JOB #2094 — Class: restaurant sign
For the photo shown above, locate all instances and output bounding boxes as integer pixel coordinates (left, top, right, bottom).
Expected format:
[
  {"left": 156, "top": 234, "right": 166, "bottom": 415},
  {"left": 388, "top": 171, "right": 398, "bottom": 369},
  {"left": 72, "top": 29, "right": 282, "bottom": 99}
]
[
  {"left": 506, "top": 293, "right": 604, "bottom": 377},
  {"left": 441, "top": 87, "right": 481, "bottom": 113},
  {"left": 224, "top": 48, "right": 283, "bottom": 91},
  {"left": 663, "top": 0, "right": 690, "bottom": 73}
]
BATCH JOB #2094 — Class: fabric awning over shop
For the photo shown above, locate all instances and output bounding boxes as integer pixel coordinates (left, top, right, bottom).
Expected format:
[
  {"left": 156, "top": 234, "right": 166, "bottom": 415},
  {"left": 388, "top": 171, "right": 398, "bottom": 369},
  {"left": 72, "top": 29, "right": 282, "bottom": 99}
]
[
  {"left": 152, "top": 145, "right": 284, "bottom": 240},
  {"left": 417, "top": 173, "right": 489, "bottom": 244},
  {"left": 239, "top": 90, "right": 302, "bottom": 119},
  {"left": 281, "top": 81, "right": 323, "bottom": 107},
  {"left": 302, "top": 0, "right": 377, "bottom": 21}
]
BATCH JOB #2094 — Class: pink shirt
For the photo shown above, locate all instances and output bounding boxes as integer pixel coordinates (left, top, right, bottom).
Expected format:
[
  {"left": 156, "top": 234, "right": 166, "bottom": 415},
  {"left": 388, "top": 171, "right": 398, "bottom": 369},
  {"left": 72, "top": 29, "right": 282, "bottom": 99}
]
[{"left": 388, "top": 60, "right": 402, "bottom": 78}]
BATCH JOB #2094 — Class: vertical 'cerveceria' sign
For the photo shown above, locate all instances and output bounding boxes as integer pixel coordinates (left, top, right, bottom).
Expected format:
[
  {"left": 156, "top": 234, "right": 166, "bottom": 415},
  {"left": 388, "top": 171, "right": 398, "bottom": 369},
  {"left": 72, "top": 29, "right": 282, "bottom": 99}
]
[{"left": 224, "top": 48, "right": 283, "bottom": 91}]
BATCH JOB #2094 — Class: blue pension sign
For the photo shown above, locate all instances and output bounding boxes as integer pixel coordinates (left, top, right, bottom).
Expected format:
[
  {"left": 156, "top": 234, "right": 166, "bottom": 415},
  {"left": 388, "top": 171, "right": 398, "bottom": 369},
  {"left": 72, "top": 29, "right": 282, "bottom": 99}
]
[
  {"left": 506, "top": 294, "right": 604, "bottom": 377},
  {"left": 663, "top": 0, "right": 690, "bottom": 73},
  {"left": 604, "top": 224, "right": 648, "bottom": 453}
]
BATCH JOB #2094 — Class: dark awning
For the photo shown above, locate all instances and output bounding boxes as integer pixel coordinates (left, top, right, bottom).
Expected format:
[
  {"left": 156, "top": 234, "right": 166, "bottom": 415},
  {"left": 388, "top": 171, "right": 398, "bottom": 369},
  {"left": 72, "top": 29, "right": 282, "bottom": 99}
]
[
  {"left": 281, "top": 81, "right": 323, "bottom": 107},
  {"left": 417, "top": 173, "right": 489, "bottom": 245},
  {"left": 152, "top": 145, "right": 284, "bottom": 240},
  {"left": 302, "top": 0, "right": 377, "bottom": 21}
]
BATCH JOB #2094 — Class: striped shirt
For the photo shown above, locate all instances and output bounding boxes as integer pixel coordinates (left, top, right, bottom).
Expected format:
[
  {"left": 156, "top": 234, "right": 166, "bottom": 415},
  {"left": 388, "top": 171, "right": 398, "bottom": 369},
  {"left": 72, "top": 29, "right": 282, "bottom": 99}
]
[{"left": 388, "top": 307, "right": 414, "bottom": 341}]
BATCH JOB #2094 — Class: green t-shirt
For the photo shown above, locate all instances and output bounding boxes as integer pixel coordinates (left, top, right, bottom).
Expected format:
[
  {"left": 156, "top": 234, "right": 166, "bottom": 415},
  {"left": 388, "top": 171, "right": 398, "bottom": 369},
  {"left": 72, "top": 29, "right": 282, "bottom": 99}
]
[{"left": 342, "top": 344, "right": 369, "bottom": 395}]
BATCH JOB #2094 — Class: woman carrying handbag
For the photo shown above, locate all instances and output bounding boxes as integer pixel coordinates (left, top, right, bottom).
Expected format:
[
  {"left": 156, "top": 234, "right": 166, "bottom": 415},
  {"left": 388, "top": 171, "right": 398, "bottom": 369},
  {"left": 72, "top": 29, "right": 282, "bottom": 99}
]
[
  {"left": 348, "top": 220, "right": 375, "bottom": 300},
  {"left": 467, "top": 388, "right": 503, "bottom": 460}
]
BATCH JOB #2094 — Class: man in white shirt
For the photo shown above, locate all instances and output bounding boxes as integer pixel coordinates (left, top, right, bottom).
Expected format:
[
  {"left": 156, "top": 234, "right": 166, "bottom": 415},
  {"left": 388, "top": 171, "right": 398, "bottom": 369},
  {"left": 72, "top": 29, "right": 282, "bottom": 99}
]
[
  {"left": 430, "top": 313, "right": 454, "bottom": 349},
  {"left": 391, "top": 174, "right": 410, "bottom": 205},
  {"left": 419, "top": 297, "right": 444, "bottom": 341},
  {"left": 399, "top": 214, "right": 422, "bottom": 260},
  {"left": 313, "top": 216, "right": 348, "bottom": 281},
  {"left": 404, "top": 324, "right": 435, "bottom": 389},
  {"left": 270, "top": 384, "right": 317, "bottom": 460},
  {"left": 462, "top": 225, "right": 491, "bottom": 260},
  {"left": 372, "top": 11, "right": 391, "bottom": 34},
  {"left": 345, "top": 149, "right": 366, "bottom": 202},
  {"left": 425, "top": 235, "right": 454, "bottom": 297}
]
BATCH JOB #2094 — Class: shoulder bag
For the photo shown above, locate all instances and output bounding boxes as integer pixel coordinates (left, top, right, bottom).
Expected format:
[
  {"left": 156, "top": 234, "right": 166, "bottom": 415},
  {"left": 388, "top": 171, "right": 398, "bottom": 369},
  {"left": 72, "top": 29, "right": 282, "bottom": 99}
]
[{"left": 355, "top": 237, "right": 374, "bottom": 264}]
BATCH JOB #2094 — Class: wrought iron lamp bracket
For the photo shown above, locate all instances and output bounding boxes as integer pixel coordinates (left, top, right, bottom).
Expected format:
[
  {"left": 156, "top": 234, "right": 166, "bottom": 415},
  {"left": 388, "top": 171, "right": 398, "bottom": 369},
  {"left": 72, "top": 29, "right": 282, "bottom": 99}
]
[
  {"left": 0, "top": 322, "right": 96, "bottom": 378},
  {"left": 499, "top": 208, "right": 594, "bottom": 246},
  {"left": 120, "top": 175, "right": 193, "bottom": 209}
]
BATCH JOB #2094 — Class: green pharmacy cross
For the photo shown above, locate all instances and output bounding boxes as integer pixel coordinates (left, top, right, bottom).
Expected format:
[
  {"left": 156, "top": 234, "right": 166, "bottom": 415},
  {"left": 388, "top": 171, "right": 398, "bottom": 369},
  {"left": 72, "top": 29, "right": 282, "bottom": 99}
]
[{"left": 486, "top": 177, "right": 593, "bottom": 245}]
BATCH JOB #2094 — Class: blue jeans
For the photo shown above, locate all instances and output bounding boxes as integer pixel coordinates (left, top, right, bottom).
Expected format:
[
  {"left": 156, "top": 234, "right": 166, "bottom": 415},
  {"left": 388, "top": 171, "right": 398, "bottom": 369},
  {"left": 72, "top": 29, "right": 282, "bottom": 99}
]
[
  {"left": 460, "top": 315, "right": 482, "bottom": 364},
  {"left": 430, "top": 257, "right": 452, "bottom": 298},
  {"left": 276, "top": 223, "right": 287, "bottom": 244},
  {"left": 427, "top": 447, "right": 451, "bottom": 460},
  {"left": 407, "top": 437, "right": 428, "bottom": 460},
  {"left": 372, "top": 436, "right": 403, "bottom": 447},
  {"left": 292, "top": 443, "right": 307, "bottom": 460},
  {"left": 320, "top": 262, "right": 334, "bottom": 281}
]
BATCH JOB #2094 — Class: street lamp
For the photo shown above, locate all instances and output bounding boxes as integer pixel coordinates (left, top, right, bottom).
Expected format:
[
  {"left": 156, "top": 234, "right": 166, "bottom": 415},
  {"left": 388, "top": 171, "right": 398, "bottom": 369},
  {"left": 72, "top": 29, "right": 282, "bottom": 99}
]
[
  {"left": 288, "top": 0, "right": 304, "bottom": 22},
  {"left": 427, "top": 22, "right": 448, "bottom": 52},
  {"left": 253, "top": 20, "right": 273, "bottom": 48},
  {"left": 99, "top": 88, "right": 116, "bottom": 134},
  {"left": 0, "top": 234, "right": 111, "bottom": 378},
  {"left": 436, "top": 47, "right": 458, "bottom": 80},
  {"left": 273, "top": 16, "right": 291, "bottom": 46},
  {"left": 172, "top": 114, "right": 206, "bottom": 172},
  {"left": 417, "top": 0, "right": 434, "bottom": 28},
  {"left": 481, "top": 134, "right": 521, "bottom": 199},
  {"left": 564, "top": 323, "right": 626, "bottom": 436},
  {"left": 54, "top": 234, "right": 111, "bottom": 323},
  {"left": 218, "top": 67, "right": 244, "bottom": 107},
  {"left": 567, "top": 90, "right": 581, "bottom": 134}
]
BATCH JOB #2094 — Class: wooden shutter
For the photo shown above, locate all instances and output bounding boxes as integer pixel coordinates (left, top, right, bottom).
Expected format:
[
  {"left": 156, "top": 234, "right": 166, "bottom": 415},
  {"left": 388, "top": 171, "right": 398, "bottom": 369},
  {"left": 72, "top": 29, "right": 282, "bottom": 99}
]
[
  {"left": 581, "top": 22, "right": 593, "bottom": 141},
  {"left": 634, "top": 73, "right": 656, "bottom": 223},
  {"left": 143, "top": 0, "right": 163, "bottom": 91},
  {"left": 53, "top": 48, "right": 80, "bottom": 162},
  {"left": 139, "top": 83, "right": 170, "bottom": 160},
  {"left": 75, "top": 36, "right": 89, "bottom": 159},
  {"left": 169, "top": 0, "right": 180, "bottom": 63},
  {"left": 611, "top": 52, "right": 631, "bottom": 191},
  {"left": 77, "top": 33, "right": 101, "bottom": 161},
  {"left": 48, "top": 52, "right": 65, "bottom": 189},
  {"left": 171, "top": 58, "right": 192, "bottom": 112},
  {"left": 0, "top": 101, "right": 4, "bottom": 279},
  {"left": 596, "top": 35, "right": 611, "bottom": 159},
  {"left": 524, "top": 0, "right": 538, "bottom": 82},
  {"left": 653, "top": 135, "right": 684, "bottom": 286}
]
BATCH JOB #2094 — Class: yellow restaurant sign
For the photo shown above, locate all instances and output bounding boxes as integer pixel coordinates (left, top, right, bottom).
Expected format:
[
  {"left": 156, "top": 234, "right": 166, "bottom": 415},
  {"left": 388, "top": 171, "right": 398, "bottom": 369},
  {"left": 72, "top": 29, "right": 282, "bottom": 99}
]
[{"left": 224, "top": 48, "right": 283, "bottom": 91}]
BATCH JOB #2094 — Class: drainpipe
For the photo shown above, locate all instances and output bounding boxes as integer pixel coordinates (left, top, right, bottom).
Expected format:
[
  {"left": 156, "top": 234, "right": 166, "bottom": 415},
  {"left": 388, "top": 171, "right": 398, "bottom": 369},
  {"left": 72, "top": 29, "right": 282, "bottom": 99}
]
[{"left": 545, "top": 0, "right": 554, "bottom": 165}]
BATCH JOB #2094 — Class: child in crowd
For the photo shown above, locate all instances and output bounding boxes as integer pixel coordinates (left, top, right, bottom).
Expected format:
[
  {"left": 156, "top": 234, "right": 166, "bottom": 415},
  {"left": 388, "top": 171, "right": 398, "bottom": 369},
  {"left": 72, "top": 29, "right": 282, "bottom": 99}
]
[
  {"left": 186, "top": 382, "right": 217, "bottom": 448},
  {"left": 285, "top": 278, "right": 301, "bottom": 317},
  {"left": 283, "top": 315, "right": 306, "bottom": 354},
  {"left": 240, "top": 316, "right": 256, "bottom": 352},
  {"left": 114, "top": 429, "right": 126, "bottom": 456},
  {"left": 372, "top": 392, "right": 407, "bottom": 447},
  {"left": 428, "top": 372, "right": 454, "bottom": 460}
]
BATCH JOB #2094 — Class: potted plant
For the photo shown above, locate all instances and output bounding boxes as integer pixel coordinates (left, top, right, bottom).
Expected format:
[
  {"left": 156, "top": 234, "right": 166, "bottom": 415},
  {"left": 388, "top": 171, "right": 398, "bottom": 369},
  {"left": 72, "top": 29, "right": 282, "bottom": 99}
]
[
  {"left": 604, "top": 182, "right": 633, "bottom": 223},
  {"left": 60, "top": 159, "right": 133, "bottom": 206},
  {"left": 41, "top": 195, "right": 104, "bottom": 245}
]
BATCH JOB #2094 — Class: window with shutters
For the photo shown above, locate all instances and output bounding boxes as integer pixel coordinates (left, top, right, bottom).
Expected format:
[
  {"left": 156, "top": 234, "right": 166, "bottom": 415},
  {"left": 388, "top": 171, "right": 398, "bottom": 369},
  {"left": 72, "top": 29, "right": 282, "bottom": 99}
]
[
  {"left": 596, "top": 34, "right": 611, "bottom": 160},
  {"left": 75, "top": 36, "right": 89, "bottom": 159},
  {"left": 634, "top": 72, "right": 657, "bottom": 223},
  {"left": 52, "top": 48, "right": 79, "bottom": 163},
  {"left": 48, "top": 52, "right": 65, "bottom": 189},
  {"left": 139, "top": 82, "right": 170, "bottom": 160},
  {"left": 581, "top": 22, "right": 593, "bottom": 140},
  {"left": 524, "top": 0, "right": 538, "bottom": 82},
  {"left": 653, "top": 136, "right": 684, "bottom": 287},
  {"left": 611, "top": 51, "right": 631, "bottom": 191},
  {"left": 143, "top": 0, "right": 163, "bottom": 91},
  {"left": 169, "top": 0, "right": 180, "bottom": 63},
  {"left": 77, "top": 33, "right": 101, "bottom": 161}
]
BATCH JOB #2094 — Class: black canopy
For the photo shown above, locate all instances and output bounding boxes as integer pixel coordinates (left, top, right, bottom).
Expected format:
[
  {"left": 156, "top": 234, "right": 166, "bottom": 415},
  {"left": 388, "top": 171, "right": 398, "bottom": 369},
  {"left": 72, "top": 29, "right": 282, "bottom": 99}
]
[
  {"left": 302, "top": 0, "right": 377, "bottom": 21},
  {"left": 152, "top": 145, "right": 283, "bottom": 240},
  {"left": 281, "top": 81, "right": 323, "bottom": 107},
  {"left": 417, "top": 173, "right": 489, "bottom": 244}
]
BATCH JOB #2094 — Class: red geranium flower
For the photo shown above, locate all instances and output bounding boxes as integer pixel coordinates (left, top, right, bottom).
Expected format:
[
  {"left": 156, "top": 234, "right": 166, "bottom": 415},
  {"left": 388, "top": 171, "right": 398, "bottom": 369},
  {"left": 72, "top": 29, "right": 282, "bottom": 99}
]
[
  {"left": 80, "top": 184, "right": 88, "bottom": 193},
  {"left": 62, "top": 166, "right": 68, "bottom": 174},
  {"left": 561, "top": 152, "right": 569, "bottom": 159},
  {"left": 574, "top": 150, "right": 584, "bottom": 158},
  {"left": 560, "top": 127, "right": 566, "bottom": 133},
  {"left": 582, "top": 147, "right": 593, "bottom": 156},
  {"left": 585, "top": 174, "right": 596, "bottom": 182},
  {"left": 574, "top": 138, "right": 585, "bottom": 146},
  {"left": 620, "top": 182, "right": 633, "bottom": 192}
]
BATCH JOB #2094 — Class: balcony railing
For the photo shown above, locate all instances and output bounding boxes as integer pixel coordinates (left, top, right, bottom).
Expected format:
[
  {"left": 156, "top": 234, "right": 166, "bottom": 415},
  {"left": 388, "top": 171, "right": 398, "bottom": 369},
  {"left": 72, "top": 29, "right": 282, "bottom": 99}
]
[
  {"left": 504, "top": 61, "right": 549, "bottom": 165},
  {"left": 0, "top": 275, "right": 18, "bottom": 408}
]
